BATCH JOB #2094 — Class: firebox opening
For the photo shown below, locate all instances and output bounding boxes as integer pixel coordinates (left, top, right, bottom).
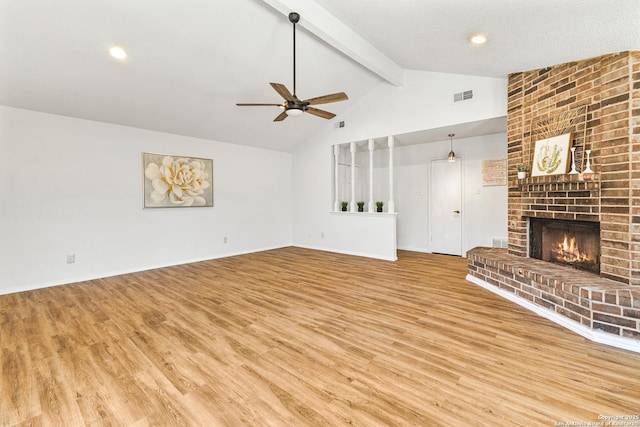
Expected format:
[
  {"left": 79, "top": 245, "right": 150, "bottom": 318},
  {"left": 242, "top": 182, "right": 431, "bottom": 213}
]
[{"left": 529, "top": 218, "right": 600, "bottom": 274}]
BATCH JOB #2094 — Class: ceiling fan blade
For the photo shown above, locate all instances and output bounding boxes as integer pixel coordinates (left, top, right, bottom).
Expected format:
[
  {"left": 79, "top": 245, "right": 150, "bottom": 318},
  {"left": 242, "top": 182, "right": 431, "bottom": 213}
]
[
  {"left": 306, "top": 107, "right": 336, "bottom": 120},
  {"left": 236, "top": 103, "right": 283, "bottom": 106},
  {"left": 270, "top": 83, "right": 295, "bottom": 101},
  {"left": 304, "top": 92, "right": 348, "bottom": 106},
  {"left": 273, "top": 110, "right": 288, "bottom": 122}
]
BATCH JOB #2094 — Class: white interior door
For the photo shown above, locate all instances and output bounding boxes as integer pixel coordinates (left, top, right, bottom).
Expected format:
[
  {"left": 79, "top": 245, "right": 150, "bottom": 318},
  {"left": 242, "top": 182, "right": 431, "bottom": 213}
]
[{"left": 430, "top": 159, "right": 462, "bottom": 255}]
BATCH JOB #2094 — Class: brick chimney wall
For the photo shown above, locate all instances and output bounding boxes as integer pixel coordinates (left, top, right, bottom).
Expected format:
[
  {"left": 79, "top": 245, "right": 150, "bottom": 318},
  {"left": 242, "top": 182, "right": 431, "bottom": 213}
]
[{"left": 506, "top": 51, "right": 640, "bottom": 285}]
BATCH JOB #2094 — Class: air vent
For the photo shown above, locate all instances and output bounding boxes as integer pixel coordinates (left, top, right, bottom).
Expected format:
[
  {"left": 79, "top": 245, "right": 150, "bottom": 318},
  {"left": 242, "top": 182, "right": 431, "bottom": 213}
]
[
  {"left": 453, "top": 90, "right": 473, "bottom": 103},
  {"left": 491, "top": 237, "right": 508, "bottom": 248}
]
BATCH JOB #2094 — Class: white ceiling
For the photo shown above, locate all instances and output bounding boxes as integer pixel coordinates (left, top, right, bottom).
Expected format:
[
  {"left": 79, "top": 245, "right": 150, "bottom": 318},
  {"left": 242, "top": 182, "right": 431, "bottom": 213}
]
[
  {"left": 1, "top": 0, "right": 638, "bottom": 152},
  {"left": 314, "top": 0, "right": 640, "bottom": 78}
]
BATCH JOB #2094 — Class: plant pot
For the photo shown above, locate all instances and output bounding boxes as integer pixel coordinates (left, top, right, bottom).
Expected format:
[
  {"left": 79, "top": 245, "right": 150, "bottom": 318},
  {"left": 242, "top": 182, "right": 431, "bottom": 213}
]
[
  {"left": 377, "top": 207, "right": 383, "bottom": 212},
  {"left": 341, "top": 207, "right": 347, "bottom": 211},
  {"left": 517, "top": 171, "right": 527, "bottom": 179},
  {"left": 358, "top": 207, "right": 364, "bottom": 212}
]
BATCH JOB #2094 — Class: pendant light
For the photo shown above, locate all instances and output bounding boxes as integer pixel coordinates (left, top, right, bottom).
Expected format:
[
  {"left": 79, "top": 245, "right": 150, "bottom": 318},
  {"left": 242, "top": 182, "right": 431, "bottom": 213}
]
[{"left": 447, "top": 133, "right": 456, "bottom": 162}]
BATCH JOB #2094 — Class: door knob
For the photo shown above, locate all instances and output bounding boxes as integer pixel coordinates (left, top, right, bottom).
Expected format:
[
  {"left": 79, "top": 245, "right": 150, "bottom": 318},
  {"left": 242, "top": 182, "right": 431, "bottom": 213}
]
[{"left": 453, "top": 210, "right": 460, "bottom": 214}]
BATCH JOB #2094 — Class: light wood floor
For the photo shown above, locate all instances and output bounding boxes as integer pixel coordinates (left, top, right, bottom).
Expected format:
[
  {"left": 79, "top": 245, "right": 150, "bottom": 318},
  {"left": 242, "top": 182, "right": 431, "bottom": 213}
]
[{"left": 2, "top": 247, "right": 639, "bottom": 426}]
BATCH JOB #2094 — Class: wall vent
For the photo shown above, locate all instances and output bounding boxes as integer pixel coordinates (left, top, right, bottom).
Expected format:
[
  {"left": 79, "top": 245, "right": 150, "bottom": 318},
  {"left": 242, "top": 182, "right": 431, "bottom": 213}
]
[
  {"left": 453, "top": 90, "right": 473, "bottom": 103},
  {"left": 491, "top": 237, "right": 508, "bottom": 248}
]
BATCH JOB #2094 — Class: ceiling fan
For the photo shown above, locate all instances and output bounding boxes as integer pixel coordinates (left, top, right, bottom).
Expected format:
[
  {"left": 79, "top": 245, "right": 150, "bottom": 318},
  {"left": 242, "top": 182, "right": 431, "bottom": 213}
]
[{"left": 236, "top": 12, "right": 348, "bottom": 122}]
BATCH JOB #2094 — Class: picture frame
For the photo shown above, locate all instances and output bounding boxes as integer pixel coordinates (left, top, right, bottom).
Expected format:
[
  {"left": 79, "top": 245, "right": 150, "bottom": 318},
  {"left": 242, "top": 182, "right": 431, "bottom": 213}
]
[
  {"left": 143, "top": 152, "right": 213, "bottom": 208},
  {"left": 531, "top": 133, "right": 572, "bottom": 177}
]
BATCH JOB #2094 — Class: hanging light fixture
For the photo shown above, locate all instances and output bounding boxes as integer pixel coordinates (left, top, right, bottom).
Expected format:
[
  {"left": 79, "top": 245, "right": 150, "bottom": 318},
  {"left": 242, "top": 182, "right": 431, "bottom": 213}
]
[{"left": 447, "top": 133, "right": 456, "bottom": 162}]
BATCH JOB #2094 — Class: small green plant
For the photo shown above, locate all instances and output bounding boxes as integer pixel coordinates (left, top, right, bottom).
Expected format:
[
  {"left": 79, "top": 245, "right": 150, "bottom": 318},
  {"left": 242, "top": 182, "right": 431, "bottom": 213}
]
[
  {"left": 375, "top": 201, "right": 384, "bottom": 208},
  {"left": 357, "top": 201, "right": 365, "bottom": 208},
  {"left": 341, "top": 201, "right": 348, "bottom": 211},
  {"left": 516, "top": 163, "right": 529, "bottom": 172}
]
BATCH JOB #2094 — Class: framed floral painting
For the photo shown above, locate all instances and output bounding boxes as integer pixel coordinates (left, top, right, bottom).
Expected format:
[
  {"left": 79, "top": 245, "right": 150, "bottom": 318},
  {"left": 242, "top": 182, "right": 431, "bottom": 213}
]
[
  {"left": 531, "top": 133, "right": 572, "bottom": 177},
  {"left": 143, "top": 153, "right": 213, "bottom": 208}
]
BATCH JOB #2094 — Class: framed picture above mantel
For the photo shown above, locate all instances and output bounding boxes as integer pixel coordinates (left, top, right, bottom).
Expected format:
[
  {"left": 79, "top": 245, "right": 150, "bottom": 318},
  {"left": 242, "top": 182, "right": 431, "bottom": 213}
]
[{"left": 531, "top": 133, "right": 572, "bottom": 177}]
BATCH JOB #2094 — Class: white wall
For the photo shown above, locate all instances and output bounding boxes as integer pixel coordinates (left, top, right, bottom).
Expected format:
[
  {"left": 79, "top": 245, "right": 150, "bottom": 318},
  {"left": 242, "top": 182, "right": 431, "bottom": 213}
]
[
  {"left": 0, "top": 106, "right": 292, "bottom": 294},
  {"left": 393, "top": 134, "right": 508, "bottom": 254},
  {"left": 323, "top": 70, "right": 507, "bottom": 143},
  {"left": 292, "top": 70, "right": 508, "bottom": 258}
]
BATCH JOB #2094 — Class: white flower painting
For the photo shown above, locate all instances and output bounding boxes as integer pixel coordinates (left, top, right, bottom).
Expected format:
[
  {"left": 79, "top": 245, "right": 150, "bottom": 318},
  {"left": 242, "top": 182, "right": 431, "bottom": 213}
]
[{"left": 143, "top": 153, "right": 213, "bottom": 208}]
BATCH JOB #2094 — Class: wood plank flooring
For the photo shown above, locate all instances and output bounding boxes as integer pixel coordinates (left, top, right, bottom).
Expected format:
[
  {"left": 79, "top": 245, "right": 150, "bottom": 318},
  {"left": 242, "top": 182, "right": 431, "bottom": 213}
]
[{"left": 2, "top": 247, "right": 640, "bottom": 426}]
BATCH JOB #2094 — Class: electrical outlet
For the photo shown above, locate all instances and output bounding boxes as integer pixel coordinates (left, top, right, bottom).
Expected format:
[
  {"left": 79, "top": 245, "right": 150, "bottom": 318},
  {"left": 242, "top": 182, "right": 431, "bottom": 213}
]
[
  {"left": 321, "top": 232, "right": 325, "bottom": 238},
  {"left": 66, "top": 254, "right": 75, "bottom": 264},
  {"left": 223, "top": 237, "right": 228, "bottom": 243}
]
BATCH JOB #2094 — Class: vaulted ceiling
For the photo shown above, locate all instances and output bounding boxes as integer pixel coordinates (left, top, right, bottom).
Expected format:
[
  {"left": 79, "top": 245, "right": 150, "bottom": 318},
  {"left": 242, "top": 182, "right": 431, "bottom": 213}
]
[{"left": 1, "top": 0, "right": 638, "bottom": 152}]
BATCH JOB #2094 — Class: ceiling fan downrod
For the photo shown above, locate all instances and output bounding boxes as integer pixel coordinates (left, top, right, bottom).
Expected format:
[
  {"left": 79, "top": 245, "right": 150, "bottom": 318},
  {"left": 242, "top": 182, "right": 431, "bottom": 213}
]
[{"left": 289, "top": 12, "right": 300, "bottom": 97}]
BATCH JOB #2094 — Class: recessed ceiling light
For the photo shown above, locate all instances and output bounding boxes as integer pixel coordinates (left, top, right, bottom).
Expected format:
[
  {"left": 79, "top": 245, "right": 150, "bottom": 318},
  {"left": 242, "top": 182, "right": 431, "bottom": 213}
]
[
  {"left": 109, "top": 46, "right": 127, "bottom": 60},
  {"left": 470, "top": 34, "right": 487, "bottom": 45}
]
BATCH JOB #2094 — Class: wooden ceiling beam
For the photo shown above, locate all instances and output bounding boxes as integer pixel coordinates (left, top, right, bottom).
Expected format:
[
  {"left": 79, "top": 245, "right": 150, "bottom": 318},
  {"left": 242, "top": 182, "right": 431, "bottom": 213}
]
[{"left": 260, "top": 0, "right": 405, "bottom": 86}]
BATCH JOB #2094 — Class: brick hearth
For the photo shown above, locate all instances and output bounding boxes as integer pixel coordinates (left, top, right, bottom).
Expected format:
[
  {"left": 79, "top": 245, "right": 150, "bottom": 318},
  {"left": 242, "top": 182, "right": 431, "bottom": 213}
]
[{"left": 467, "top": 247, "right": 640, "bottom": 340}]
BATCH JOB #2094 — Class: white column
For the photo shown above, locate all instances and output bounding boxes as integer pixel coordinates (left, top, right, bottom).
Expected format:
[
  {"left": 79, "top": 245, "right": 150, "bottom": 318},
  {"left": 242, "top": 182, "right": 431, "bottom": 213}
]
[
  {"left": 350, "top": 142, "right": 357, "bottom": 212},
  {"left": 368, "top": 139, "right": 375, "bottom": 213},
  {"left": 333, "top": 144, "right": 340, "bottom": 212},
  {"left": 387, "top": 135, "right": 395, "bottom": 213}
]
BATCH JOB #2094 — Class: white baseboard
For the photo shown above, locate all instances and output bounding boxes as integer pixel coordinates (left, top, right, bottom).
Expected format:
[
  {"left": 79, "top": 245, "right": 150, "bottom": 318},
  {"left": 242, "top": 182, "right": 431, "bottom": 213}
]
[
  {"left": 1, "top": 245, "right": 291, "bottom": 296},
  {"left": 75, "top": 244, "right": 291, "bottom": 284},
  {"left": 466, "top": 274, "right": 640, "bottom": 354},
  {"left": 396, "top": 246, "right": 431, "bottom": 254},
  {"left": 294, "top": 244, "right": 398, "bottom": 261}
]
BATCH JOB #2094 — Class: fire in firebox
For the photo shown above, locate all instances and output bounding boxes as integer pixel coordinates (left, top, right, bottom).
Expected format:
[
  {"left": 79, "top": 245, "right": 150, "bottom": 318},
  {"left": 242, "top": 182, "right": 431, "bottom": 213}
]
[
  {"left": 529, "top": 218, "right": 600, "bottom": 275},
  {"left": 551, "top": 234, "right": 593, "bottom": 264}
]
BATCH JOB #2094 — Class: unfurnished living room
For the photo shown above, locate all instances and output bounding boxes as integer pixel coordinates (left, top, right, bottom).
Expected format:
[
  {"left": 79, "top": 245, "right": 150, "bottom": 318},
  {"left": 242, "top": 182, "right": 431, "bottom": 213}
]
[{"left": 1, "top": 1, "right": 639, "bottom": 426}]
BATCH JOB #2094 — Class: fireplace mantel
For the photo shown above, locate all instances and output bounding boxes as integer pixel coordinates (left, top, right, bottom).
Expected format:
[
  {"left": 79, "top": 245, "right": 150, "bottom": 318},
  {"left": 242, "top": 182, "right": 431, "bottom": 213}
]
[{"left": 515, "top": 173, "right": 600, "bottom": 191}]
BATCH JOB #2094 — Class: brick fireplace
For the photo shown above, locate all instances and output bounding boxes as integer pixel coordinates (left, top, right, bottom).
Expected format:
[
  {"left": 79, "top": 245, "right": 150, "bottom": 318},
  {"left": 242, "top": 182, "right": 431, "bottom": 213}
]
[
  {"left": 467, "top": 51, "right": 640, "bottom": 347},
  {"left": 508, "top": 51, "right": 639, "bottom": 285}
]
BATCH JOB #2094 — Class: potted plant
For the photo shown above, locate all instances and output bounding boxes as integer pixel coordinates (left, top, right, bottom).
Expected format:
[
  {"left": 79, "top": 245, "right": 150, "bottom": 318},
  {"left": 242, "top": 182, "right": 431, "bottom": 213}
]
[
  {"left": 516, "top": 163, "right": 529, "bottom": 179},
  {"left": 376, "top": 201, "right": 384, "bottom": 212},
  {"left": 357, "top": 201, "right": 365, "bottom": 212},
  {"left": 341, "top": 201, "right": 348, "bottom": 212}
]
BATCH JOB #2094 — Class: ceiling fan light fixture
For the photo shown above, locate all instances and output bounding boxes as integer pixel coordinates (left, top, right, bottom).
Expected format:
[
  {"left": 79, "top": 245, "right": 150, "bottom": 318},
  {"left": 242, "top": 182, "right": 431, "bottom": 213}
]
[{"left": 285, "top": 108, "right": 304, "bottom": 117}]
